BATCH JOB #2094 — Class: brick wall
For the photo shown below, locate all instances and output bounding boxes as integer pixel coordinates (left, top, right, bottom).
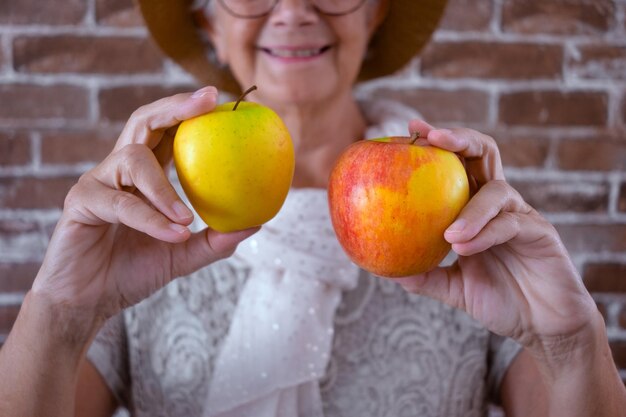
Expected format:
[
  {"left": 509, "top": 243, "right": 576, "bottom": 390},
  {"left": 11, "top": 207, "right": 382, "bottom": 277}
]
[{"left": 0, "top": 0, "right": 625, "bottom": 400}]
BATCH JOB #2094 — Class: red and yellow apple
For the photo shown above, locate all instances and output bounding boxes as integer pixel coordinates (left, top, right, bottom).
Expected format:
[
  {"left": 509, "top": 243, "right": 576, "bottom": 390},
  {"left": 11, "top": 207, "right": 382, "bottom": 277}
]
[
  {"left": 328, "top": 135, "right": 469, "bottom": 277},
  {"left": 173, "top": 87, "right": 295, "bottom": 233}
]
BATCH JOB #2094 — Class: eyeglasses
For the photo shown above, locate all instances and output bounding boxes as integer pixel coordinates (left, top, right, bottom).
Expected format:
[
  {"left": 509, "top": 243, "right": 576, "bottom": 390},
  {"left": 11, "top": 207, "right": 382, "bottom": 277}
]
[{"left": 216, "top": 0, "right": 368, "bottom": 19}]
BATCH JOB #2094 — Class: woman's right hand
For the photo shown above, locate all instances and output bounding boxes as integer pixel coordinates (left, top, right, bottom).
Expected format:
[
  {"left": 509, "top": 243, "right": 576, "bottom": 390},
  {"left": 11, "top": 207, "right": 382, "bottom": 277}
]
[{"left": 31, "top": 86, "right": 258, "bottom": 328}]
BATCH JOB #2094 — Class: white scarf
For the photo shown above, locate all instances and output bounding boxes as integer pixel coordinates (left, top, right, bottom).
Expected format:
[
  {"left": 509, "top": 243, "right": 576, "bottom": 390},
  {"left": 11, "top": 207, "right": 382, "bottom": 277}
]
[
  {"left": 205, "top": 189, "right": 359, "bottom": 416},
  {"left": 204, "top": 97, "right": 420, "bottom": 417}
]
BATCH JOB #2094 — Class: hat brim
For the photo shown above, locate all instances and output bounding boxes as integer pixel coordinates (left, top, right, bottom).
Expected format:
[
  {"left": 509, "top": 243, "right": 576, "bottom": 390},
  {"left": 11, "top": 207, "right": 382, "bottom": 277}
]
[{"left": 135, "top": 0, "right": 448, "bottom": 94}]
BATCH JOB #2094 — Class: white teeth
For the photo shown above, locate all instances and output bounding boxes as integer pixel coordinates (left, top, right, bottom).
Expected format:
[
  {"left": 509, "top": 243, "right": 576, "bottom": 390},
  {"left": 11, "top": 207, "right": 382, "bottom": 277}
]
[{"left": 267, "top": 48, "right": 324, "bottom": 58}]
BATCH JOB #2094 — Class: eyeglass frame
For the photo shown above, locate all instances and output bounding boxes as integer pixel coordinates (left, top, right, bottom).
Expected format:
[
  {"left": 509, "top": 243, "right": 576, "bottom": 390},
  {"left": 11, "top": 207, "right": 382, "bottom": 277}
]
[{"left": 212, "top": 0, "right": 369, "bottom": 19}]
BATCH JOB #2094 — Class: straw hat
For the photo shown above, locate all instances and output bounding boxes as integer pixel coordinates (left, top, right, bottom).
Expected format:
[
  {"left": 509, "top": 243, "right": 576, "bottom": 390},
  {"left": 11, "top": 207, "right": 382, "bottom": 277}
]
[{"left": 136, "top": 0, "right": 448, "bottom": 94}]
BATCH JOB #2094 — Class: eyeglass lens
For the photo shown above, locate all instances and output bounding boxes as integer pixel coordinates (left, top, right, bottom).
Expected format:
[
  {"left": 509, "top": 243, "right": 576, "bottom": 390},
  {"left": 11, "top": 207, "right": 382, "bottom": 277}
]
[{"left": 218, "top": 0, "right": 366, "bottom": 18}]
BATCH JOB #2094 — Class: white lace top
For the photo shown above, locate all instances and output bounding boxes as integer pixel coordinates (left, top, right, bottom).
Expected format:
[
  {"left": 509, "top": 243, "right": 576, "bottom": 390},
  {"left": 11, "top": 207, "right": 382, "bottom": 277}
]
[{"left": 87, "top": 97, "right": 521, "bottom": 417}]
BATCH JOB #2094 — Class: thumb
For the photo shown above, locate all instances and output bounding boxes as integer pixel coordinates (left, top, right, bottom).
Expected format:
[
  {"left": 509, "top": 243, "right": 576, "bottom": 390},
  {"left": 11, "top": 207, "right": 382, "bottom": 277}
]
[
  {"left": 408, "top": 119, "right": 436, "bottom": 137},
  {"left": 171, "top": 226, "right": 260, "bottom": 277},
  {"left": 206, "top": 227, "right": 260, "bottom": 255},
  {"left": 394, "top": 263, "right": 467, "bottom": 312}
]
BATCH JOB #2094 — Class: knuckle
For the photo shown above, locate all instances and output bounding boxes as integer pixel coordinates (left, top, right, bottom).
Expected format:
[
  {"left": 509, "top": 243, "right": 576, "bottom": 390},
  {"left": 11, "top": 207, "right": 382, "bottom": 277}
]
[
  {"left": 63, "top": 182, "right": 82, "bottom": 210},
  {"left": 145, "top": 207, "right": 167, "bottom": 227},
  {"left": 112, "top": 192, "right": 139, "bottom": 216},
  {"left": 128, "top": 104, "right": 151, "bottom": 125},
  {"left": 537, "top": 216, "right": 560, "bottom": 240},
  {"left": 117, "top": 143, "right": 152, "bottom": 167},
  {"left": 486, "top": 179, "right": 510, "bottom": 195},
  {"left": 500, "top": 211, "right": 521, "bottom": 230},
  {"left": 483, "top": 133, "right": 497, "bottom": 150},
  {"left": 479, "top": 132, "right": 500, "bottom": 154},
  {"left": 63, "top": 174, "right": 94, "bottom": 210}
]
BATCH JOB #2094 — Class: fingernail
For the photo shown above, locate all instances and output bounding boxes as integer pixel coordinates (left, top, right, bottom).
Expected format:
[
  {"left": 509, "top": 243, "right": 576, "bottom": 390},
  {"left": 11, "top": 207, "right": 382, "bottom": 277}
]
[
  {"left": 169, "top": 223, "right": 188, "bottom": 234},
  {"left": 436, "top": 129, "right": 452, "bottom": 135},
  {"left": 191, "top": 86, "right": 218, "bottom": 99},
  {"left": 172, "top": 200, "right": 193, "bottom": 220},
  {"left": 446, "top": 219, "right": 466, "bottom": 234}
]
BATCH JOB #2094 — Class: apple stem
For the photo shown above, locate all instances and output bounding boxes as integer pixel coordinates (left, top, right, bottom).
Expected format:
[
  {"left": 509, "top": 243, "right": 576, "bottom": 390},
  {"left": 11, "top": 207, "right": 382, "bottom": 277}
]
[
  {"left": 233, "top": 85, "right": 257, "bottom": 111},
  {"left": 410, "top": 131, "right": 421, "bottom": 144}
]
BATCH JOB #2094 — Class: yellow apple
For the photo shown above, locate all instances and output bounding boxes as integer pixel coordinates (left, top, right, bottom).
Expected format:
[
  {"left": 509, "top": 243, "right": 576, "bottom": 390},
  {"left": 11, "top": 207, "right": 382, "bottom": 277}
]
[
  {"left": 173, "top": 87, "right": 294, "bottom": 232},
  {"left": 328, "top": 134, "right": 469, "bottom": 277}
]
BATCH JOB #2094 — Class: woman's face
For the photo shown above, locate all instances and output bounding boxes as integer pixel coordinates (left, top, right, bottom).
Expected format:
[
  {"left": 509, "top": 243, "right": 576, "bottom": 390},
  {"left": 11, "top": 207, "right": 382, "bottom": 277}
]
[{"left": 205, "top": 0, "right": 387, "bottom": 106}]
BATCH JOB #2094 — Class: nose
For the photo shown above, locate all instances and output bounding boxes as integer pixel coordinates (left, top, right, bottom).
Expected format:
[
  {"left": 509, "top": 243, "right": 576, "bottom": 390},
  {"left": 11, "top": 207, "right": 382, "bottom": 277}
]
[{"left": 268, "top": 0, "right": 319, "bottom": 27}]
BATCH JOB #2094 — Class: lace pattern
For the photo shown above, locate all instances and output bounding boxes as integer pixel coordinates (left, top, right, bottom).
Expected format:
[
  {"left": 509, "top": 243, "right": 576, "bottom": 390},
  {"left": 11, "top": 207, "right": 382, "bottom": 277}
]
[
  {"left": 91, "top": 262, "right": 520, "bottom": 417},
  {"left": 87, "top": 97, "right": 522, "bottom": 417}
]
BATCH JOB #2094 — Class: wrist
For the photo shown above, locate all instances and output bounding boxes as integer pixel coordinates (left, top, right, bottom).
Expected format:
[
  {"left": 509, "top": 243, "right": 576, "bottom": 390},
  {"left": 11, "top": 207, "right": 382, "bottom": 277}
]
[
  {"left": 528, "top": 309, "right": 605, "bottom": 381},
  {"left": 0, "top": 290, "right": 102, "bottom": 417},
  {"left": 528, "top": 310, "right": 626, "bottom": 415},
  {"left": 23, "top": 289, "right": 102, "bottom": 353}
]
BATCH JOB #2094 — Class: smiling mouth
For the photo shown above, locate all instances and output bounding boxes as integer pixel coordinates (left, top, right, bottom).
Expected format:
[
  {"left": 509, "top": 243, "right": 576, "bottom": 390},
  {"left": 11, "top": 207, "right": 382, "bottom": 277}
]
[{"left": 259, "top": 45, "right": 332, "bottom": 58}]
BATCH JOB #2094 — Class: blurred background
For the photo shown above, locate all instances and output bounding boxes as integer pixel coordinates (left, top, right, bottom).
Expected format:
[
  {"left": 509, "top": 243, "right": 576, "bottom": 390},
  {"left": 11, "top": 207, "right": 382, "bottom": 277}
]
[{"left": 0, "top": 0, "right": 625, "bottom": 407}]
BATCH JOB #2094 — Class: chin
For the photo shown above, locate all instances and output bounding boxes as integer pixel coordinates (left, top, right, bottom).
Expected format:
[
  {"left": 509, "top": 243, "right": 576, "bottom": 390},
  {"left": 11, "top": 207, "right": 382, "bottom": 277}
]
[
  {"left": 249, "top": 65, "right": 338, "bottom": 104},
  {"left": 269, "top": 81, "right": 338, "bottom": 108}
]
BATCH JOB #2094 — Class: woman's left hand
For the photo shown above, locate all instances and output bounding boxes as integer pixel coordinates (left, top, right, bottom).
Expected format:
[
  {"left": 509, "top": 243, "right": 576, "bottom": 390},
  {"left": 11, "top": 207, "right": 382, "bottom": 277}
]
[{"left": 396, "top": 120, "right": 600, "bottom": 366}]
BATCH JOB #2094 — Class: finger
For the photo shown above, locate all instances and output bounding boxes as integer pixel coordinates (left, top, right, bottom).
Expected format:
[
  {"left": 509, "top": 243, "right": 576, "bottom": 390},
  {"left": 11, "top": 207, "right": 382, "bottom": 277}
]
[
  {"left": 395, "top": 264, "right": 467, "bottom": 312},
  {"left": 69, "top": 179, "right": 191, "bottom": 243},
  {"left": 426, "top": 128, "right": 505, "bottom": 184},
  {"left": 153, "top": 130, "right": 175, "bottom": 169},
  {"left": 451, "top": 212, "right": 521, "bottom": 256},
  {"left": 457, "top": 210, "right": 564, "bottom": 259},
  {"left": 171, "top": 227, "right": 261, "bottom": 277},
  {"left": 444, "top": 180, "right": 531, "bottom": 245},
  {"left": 408, "top": 119, "right": 436, "bottom": 139},
  {"left": 114, "top": 85, "right": 219, "bottom": 152},
  {"left": 92, "top": 144, "right": 194, "bottom": 224}
]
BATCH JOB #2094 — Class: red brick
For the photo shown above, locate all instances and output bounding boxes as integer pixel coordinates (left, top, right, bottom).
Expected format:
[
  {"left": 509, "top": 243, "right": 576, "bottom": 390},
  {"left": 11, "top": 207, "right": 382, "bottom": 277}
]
[
  {"left": 0, "top": 219, "right": 39, "bottom": 235},
  {"left": 0, "top": 306, "right": 21, "bottom": 335},
  {"left": 370, "top": 87, "right": 489, "bottom": 124},
  {"left": 0, "top": 39, "right": 5, "bottom": 69},
  {"left": 556, "top": 224, "right": 626, "bottom": 254},
  {"left": 510, "top": 180, "right": 609, "bottom": 213},
  {"left": 499, "top": 91, "right": 608, "bottom": 127},
  {"left": 14, "top": 36, "right": 162, "bottom": 75},
  {"left": 0, "top": 0, "right": 86, "bottom": 25},
  {"left": 569, "top": 44, "right": 626, "bottom": 81},
  {"left": 492, "top": 133, "right": 550, "bottom": 168},
  {"left": 438, "top": 0, "right": 492, "bottom": 32},
  {"left": 96, "top": 0, "right": 144, "bottom": 27},
  {"left": 610, "top": 340, "right": 626, "bottom": 369},
  {"left": 0, "top": 176, "right": 78, "bottom": 209},
  {"left": 622, "top": 94, "right": 626, "bottom": 126},
  {"left": 421, "top": 42, "right": 563, "bottom": 80},
  {"left": 0, "top": 84, "right": 89, "bottom": 121},
  {"left": 502, "top": 0, "right": 615, "bottom": 35},
  {"left": 0, "top": 220, "right": 46, "bottom": 262},
  {"left": 619, "top": 183, "right": 626, "bottom": 213},
  {"left": 620, "top": 306, "right": 626, "bottom": 329},
  {"left": 583, "top": 263, "right": 626, "bottom": 293},
  {"left": 0, "top": 263, "right": 40, "bottom": 293},
  {"left": 40, "top": 128, "right": 121, "bottom": 164},
  {"left": 0, "top": 131, "right": 30, "bottom": 166},
  {"left": 557, "top": 139, "right": 626, "bottom": 171},
  {"left": 98, "top": 85, "right": 197, "bottom": 122}
]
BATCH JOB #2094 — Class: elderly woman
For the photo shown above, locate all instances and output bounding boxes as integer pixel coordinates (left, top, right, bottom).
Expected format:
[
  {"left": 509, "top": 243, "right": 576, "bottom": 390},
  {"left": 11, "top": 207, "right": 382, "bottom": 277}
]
[{"left": 1, "top": 0, "right": 624, "bottom": 416}]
